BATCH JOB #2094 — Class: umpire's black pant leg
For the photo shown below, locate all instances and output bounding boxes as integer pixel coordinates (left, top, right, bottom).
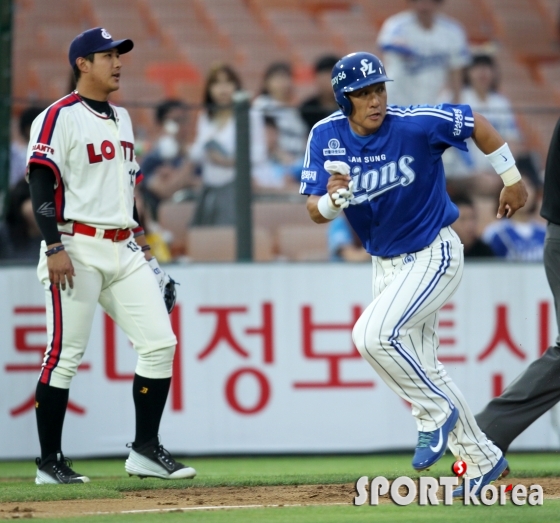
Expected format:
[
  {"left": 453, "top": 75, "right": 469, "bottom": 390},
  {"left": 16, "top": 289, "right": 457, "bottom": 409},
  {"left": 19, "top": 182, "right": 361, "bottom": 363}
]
[
  {"left": 475, "top": 222, "right": 560, "bottom": 452},
  {"left": 475, "top": 345, "right": 560, "bottom": 452}
]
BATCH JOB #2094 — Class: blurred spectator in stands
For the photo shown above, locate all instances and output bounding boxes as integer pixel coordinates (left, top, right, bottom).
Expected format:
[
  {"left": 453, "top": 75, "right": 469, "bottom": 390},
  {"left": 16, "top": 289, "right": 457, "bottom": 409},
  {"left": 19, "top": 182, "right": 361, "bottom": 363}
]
[
  {"left": 10, "top": 107, "right": 44, "bottom": 187},
  {"left": 377, "top": 0, "right": 470, "bottom": 106},
  {"left": 451, "top": 194, "right": 494, "bottom": 258},
  {"left": 190, "top": 64, "right": 267, "bottom": 225},
  {"left": 442, "top": 52, "right": 524, "bottom": 197},
  {"left": 253, "top": 116, "right": 301, "bottom": 193},
  {"left": 140, "top": 99, "right": 196, "bottom": 217},
  {"left": 253, "top": 62, "right": 308, "bottom": 158},
  {"left": 482, "top": 173, "right": 545, "bottom": 261},
  {"left": 328, "top": 215, "right": 371, "bottom": 262},
  {"left": 299, "top": 55, "right": 340, "bottom": 130},
  {"left": 0, "top": 179, "right": 42, "bottom": 261}
]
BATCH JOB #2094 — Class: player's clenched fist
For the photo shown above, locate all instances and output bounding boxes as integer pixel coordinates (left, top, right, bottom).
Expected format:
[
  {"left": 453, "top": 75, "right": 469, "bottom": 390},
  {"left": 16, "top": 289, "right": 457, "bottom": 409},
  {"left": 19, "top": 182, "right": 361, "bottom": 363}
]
[
  {"left": 47, "top": 244, "right": 75, "bottom": 290},
  {"left": 497, "top": 180, "right": 528, "bottom": 219},
  {"left": 325, "top": 160, "right": 354, "bottom": 209}
]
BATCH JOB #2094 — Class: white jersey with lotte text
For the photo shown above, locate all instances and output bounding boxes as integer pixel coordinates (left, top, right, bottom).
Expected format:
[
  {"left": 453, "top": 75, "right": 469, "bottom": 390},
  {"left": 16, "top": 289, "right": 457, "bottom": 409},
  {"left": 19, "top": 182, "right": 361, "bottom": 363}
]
[{"left": 26, "top": 91, "right": 143, "bottom": 230}]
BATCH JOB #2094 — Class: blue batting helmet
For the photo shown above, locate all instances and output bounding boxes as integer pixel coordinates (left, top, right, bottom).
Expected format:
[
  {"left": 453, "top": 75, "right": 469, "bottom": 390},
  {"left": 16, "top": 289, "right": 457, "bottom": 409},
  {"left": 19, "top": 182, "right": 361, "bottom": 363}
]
[{"left": 331, "top": 52, "right": 392, "bottom": 116}]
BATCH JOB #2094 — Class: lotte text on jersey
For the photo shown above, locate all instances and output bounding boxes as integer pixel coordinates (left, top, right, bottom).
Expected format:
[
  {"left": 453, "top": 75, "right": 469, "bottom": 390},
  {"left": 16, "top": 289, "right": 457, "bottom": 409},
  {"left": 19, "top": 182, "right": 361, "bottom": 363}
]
[
  {"left": 26, "top": 91, "right": 143, "bottom": 230},
  {"left": 300, "top": 104, "right": 475, "bottom": 257}
]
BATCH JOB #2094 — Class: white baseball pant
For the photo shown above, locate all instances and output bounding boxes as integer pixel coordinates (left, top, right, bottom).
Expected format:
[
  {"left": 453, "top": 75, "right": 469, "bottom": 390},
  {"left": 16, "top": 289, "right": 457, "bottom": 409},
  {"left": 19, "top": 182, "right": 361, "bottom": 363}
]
[
  {"left": 352, "top": 226, "right": 502, "bottom": 478},
  {"left": 36, "top": 231, "right": 177, "bottom": 389}
]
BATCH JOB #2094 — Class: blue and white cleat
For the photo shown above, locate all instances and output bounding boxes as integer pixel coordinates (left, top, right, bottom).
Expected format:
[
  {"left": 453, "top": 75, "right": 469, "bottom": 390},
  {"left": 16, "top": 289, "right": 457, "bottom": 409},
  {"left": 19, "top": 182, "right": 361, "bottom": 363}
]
[
  {"left": 412, "top": 407, "right": 459, "bottom": 471},
  {"left": 453, "top": 456, "right": 509, "bottom": 498}
]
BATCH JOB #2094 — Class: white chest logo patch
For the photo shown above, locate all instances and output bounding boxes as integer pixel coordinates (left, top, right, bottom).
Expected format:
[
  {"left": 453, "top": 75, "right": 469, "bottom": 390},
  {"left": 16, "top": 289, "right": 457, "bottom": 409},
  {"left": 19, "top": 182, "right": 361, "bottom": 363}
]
[{"left": 323, "top": 138, "right": 346, "bottom": 156}]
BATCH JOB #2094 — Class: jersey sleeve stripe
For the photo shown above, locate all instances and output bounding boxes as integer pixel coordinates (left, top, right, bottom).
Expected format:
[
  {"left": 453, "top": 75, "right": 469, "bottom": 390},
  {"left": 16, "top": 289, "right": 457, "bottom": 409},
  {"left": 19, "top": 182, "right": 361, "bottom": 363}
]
[
  {"left": 135, "top": 170, "right": 144, "bottom": 185},
  {"left": 387, "top": 110, "right": 454, "bottom": 122},
  {"left": 37, "top": 93, "right": 80, "bottom": 146},
  {"left": 387, "top": 106, "right": 453, "bottom": 118},
  {"left": 303, "top": 130, "right": 313, "bottom": 168}
]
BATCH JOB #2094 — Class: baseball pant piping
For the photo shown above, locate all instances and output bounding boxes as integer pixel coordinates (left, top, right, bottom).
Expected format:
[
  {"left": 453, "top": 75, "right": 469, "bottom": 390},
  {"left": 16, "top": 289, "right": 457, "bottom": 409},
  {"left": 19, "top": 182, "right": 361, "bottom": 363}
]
[{"left": 353, "top": 227, "right": 502, "bottom": 477}]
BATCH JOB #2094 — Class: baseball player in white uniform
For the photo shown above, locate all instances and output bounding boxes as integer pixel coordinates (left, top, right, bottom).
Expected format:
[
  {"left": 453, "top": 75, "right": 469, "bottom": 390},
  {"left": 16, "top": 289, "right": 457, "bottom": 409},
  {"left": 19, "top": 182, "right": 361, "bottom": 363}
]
[
  {"left": 377, "top": 0, "right": 470, "bottom": 106},
  {"left": 27, "top": 28, "right": 195, "bottom": 484}
]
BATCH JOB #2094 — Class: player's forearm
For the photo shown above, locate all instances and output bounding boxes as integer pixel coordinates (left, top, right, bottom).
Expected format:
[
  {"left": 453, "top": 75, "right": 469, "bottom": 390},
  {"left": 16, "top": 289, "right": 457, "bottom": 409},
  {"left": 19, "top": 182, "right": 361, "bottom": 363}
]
[
  {"left": 28, "top": 166, "right": 62, "bottom": 247},
  {"left": 306, "top": 195, "right": 331, "bottom": 224},
  {"left": 132, "top": 200, "right": 152, "bottom": 260},
  {"left": 471, "top": 112, "right": 506, "bottom": 155}
]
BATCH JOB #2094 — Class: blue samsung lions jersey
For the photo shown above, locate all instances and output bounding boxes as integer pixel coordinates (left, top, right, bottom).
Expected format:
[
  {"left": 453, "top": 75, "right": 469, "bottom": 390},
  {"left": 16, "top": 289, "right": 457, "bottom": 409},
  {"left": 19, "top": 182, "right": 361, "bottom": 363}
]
[{"left": 300, "top": 104, "right": 475, "bottom": 257}]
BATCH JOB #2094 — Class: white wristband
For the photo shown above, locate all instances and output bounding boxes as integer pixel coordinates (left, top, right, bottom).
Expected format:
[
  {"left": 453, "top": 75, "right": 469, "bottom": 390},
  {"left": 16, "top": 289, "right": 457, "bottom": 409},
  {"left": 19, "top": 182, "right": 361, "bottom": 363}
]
[
  {"left": 499, "top": 165, "right": 522, "bottom": 186},
  {"left": 485, "top": 143, "right": 516, "bottom": 175},
  {"left": 317, "top": 193, "right": 342, "bottom": 220}
]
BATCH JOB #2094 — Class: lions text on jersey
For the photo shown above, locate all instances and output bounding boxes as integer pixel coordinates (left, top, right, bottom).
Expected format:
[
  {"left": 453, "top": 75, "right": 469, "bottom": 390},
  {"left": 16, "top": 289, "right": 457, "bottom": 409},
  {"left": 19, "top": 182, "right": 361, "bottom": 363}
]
[{"left": 300, "top": 104, "right": 474, "bottom": 257}]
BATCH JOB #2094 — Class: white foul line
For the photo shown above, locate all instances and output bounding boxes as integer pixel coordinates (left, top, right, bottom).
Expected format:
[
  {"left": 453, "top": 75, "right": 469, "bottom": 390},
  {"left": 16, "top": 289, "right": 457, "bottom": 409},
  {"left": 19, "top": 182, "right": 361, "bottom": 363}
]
[{"left": 86, "top": 502, "right": 349, "bottom": 515}]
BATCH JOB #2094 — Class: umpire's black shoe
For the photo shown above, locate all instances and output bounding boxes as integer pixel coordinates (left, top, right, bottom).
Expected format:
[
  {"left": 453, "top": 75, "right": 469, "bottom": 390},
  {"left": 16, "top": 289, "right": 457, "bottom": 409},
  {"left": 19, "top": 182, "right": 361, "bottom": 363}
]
[
  {"left": 125, "top": 437, "right": 196, "bottom": 479},
  {"left": 35, "top": 452, "right": 90, "bottom": 484}
]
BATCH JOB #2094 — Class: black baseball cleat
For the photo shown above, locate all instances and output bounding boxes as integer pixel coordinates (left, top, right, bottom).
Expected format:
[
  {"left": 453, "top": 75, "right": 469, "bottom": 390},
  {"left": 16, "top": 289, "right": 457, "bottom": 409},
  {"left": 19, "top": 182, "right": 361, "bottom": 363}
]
[
  {"left": 35, "top": 452, "right": 90, "bottom": 484},
  {"left": 125, "top": 437, "right": 196, "bottom": 479}
]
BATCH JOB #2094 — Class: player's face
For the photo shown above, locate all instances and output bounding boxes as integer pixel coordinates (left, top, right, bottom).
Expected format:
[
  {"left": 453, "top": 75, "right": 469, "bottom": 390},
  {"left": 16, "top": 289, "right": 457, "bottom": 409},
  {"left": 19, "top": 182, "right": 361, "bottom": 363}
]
[
  {"left": 347, "top": 83, "right": 387, "bottom": 135},
  {"left": 89, "top": 49, "right": 122, "bottom": 94}
]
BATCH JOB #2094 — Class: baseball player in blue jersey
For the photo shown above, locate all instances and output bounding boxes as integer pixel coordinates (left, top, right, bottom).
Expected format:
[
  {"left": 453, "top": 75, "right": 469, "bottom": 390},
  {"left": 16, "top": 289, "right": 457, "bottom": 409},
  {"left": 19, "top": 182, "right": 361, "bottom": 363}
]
[{"left": 301, "top": 52, "right": 527, "bottom": 497}]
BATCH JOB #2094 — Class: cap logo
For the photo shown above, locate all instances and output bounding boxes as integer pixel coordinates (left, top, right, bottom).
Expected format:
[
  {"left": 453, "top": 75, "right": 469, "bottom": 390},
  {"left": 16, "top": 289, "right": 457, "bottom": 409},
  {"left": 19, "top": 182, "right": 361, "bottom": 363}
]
[
  {"left": 101, "top": 28, "right": 112, "bottom": 39},
  {"left": 360, "top": 59, "right": 380, "bottom": 76}
]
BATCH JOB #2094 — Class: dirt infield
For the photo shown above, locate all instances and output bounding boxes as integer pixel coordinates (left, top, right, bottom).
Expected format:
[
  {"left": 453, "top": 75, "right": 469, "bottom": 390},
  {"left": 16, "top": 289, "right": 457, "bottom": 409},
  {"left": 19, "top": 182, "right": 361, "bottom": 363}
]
[{"left": 1, "top": 478, "right": 558, "bottom": 519}]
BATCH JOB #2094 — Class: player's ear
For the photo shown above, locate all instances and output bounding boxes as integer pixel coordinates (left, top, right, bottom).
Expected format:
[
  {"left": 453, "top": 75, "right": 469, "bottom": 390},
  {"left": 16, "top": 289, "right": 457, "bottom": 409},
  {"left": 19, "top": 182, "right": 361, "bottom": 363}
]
[{"left": 75, "top": 56, "right": 92, "bottom": 75}]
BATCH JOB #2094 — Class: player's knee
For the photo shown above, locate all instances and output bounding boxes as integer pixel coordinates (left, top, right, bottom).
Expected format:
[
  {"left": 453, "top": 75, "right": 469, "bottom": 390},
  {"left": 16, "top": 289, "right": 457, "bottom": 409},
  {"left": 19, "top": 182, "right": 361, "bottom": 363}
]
[
  {"left": 136, "top": 344, "right": 176, "bottom": 379},
  {"left": 352, "top": 317, "right": 388, "bottom": 358}
]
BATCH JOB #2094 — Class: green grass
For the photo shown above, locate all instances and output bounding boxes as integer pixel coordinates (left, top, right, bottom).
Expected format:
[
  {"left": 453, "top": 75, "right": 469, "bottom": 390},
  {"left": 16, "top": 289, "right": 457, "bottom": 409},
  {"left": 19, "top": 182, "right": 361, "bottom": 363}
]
[
  {"left": 14, "top": 501, "right": 560, "bottom": 523},
  {"left": 1, "top": 453, "right": 559, "bottom": 503}
]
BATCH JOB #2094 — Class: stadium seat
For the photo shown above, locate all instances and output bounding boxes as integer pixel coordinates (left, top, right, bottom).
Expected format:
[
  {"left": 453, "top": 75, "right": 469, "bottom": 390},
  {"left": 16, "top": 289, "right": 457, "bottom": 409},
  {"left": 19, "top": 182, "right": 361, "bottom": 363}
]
[
  {"left": 158, "top": 201, "right": 197, "bottom": 254},
  {"left": 485, "top": 0, "right": 559, "bottom": 62},
  {"left": 441, "top": 0, "right": 496, "bottom": 44},
  {"left": 265, "top": 9, "right": 339, "bottom": 65},
  {"left": 187, "top": 226, "right": 273, "bottom": 262},
  {"left": 319, "top": 10, "right": 378, "bottom": 55},
  {"left": 253, "top": 201, "right": 311, "bottom": 232},
  {"left": 277, "top": 224, "right": 328, "bottom": 261}
]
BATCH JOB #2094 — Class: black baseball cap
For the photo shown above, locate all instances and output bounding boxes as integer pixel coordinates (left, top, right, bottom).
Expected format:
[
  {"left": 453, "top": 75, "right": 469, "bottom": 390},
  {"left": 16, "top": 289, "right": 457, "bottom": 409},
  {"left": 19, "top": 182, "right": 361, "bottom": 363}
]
[{"left": 68, "top": 27, "right": 134, "bottom": 67}]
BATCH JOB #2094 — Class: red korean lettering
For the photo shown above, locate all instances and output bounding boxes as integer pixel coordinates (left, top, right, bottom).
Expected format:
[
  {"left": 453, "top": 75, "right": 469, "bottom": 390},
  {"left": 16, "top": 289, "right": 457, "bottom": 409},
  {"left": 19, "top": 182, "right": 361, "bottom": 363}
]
[
  {"left": 6, "top": 307, "right": 88, "bottom": 416},
  {"left": 477, "top": 304, "right": 526, "bottom": 361},
  {"left": 293, "top": 305, "right": 374, "bottom": 389},
  {"left": 539, "top": 301, "right": 551, "bottom": 356},
  {"left": 225, "top": 368, "right": 271, "bottom": 415},
  {"left": 438, "top": 303, "right": 466, "bottom": 363},
  {"left": 492, "top": 373, "right": 504, "bottom": 398},
  {"left": 198, "top": 303, "right": 274, "bottom": 363}
]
